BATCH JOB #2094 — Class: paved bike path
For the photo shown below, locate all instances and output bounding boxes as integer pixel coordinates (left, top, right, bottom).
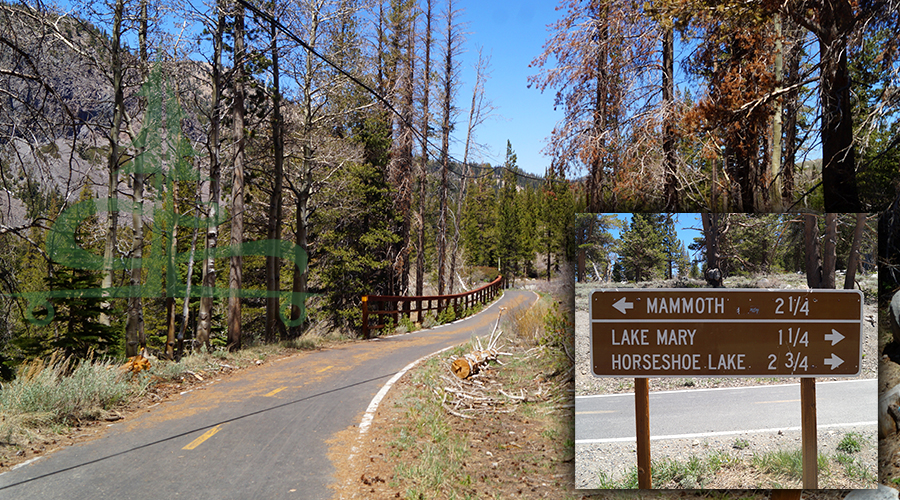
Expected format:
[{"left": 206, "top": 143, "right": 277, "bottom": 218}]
[{"left": 0, "top": 289, "right": 537, "bottom": 500}]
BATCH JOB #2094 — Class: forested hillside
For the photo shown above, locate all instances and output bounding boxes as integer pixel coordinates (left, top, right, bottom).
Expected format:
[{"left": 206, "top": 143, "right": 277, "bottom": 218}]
[{"left": 0, "top": 0, "right": 577, "bottom": 371}]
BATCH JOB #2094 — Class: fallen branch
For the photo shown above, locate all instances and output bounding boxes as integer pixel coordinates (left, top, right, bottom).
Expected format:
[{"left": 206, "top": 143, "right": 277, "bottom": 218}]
[
  {"left": 498, "top": 388, "right": 526, "bottom": 401},
  {"left": 442, "top": 403, "right": 476, "bottom": 419}
]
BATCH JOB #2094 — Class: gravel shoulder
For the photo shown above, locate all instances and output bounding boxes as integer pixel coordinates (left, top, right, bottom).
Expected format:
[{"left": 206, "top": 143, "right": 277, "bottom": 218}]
[{"left": 576, "top": 423, "right": 877, "bottom": 489}]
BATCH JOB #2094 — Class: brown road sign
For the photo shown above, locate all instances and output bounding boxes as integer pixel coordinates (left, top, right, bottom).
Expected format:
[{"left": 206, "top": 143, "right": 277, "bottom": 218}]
[{"left": 590, "top": 289, "right": 863, "bottom": 377}]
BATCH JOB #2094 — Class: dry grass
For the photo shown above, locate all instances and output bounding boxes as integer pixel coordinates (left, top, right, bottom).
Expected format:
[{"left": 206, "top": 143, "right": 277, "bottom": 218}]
[
  {"left": 0, "top": 353, "right": 134, "bottom": 445},
  {"left": 0, "top": 336, "right": 343, "bottom": 452}
]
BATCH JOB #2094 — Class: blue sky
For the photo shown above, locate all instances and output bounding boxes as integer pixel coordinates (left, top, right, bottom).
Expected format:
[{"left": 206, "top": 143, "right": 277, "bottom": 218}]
[
  {"left": 55, "top": 0, "right": 564, "bottom": 176},
  {"left": 450, "top": 0, "right": 564, "bottom": 175}
]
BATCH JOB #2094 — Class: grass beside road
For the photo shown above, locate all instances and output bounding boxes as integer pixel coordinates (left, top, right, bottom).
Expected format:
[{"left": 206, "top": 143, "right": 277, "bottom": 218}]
[{"left": 595, "top": 433, "right": 876, "bottom": 489}]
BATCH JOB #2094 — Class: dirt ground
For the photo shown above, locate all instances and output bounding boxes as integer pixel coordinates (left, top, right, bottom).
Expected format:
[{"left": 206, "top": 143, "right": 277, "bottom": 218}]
[{"left": 327, "top": 336, "right": 577, "bottom": 499}]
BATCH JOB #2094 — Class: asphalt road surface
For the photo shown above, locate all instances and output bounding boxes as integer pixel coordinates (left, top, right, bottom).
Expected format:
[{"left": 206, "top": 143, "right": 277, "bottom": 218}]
[
  {"left": 575, "top": 378, "right": 877, "bottom": 444},
  {"left": 0, "top": 289, "right": 537, "bottom": 500}
]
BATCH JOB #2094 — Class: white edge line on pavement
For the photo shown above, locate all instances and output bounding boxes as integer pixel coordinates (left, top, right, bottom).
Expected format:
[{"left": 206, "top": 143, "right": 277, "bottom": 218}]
[
  {"left": 575, "top": 378, "right": 877, "bottom": 400},
  {"left": 2, "top": 456, "right": 44, "bottom": 475},
  {"left": 356, "top": 343, "right": 456, "bottom": 437},
  {"left": 575, "top": 421, "right": 878, "bottom": 445},
  {"left": 351, "top": 290, "right": 540, "bottom": 453}
]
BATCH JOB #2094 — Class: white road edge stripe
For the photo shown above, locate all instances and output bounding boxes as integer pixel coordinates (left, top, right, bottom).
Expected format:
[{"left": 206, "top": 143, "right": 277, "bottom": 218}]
[
  {"left": 575, "top": 421, "right": 878, "bottom": 445},
  {"left": 575, "top": 378, "right": 876, "bottom": 400},
  {"left": 350, "top": 290, "right": 540, "bottom": 456}
]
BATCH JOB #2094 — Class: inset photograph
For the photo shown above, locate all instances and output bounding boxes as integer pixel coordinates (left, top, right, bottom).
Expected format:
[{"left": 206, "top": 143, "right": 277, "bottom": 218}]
[{"left": 575, "top": 213, "right": 878, "bottom": 490}]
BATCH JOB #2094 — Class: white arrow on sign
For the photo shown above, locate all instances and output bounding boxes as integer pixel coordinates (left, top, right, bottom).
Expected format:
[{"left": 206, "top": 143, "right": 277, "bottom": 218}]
[
  {"left": 612, "top": 297, "right": 634, "bottom": 315},
  {"left": 824, "top": 329, "right": 845, "bottom": 346},
  {"left": 824, "top": 354, "right": 844, "bottom": 370}
]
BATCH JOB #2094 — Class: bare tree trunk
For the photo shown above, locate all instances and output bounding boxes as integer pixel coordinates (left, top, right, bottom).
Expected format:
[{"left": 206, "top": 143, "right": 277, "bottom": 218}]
[
  {"left": 588, "top": 5, "right": 608, "bottom": 212},
  {"left": 804, "top": 214, "right": 822, "bottom": 289},
  {"left": 770, "top": 14, "right": 784, "bottom": 212},
  {"left": 376, "top": 2, "right": 385, "bottom": 95},
  {"left": 415, "top": 0, "right": 432, "bottom": 298},
  {"left": 166, "top": 183, "right": 179, "bottom": 359},
  {"left": 101, "top": 0, "right": 125, "bottom": 335},
  {"left": 228, "top": 4, "right": 246, "bottom": 351},
  {"left": 793, "top": 4, "right": 859, "bottom": 211},
  {"left": 265, "top": 3, "right": 286, "bottom": 343},
  {"left": 844, "top": 213, "right": 866, "bottom": 289},
  {"left": 453, "top": 49, "right": 491, "bottom": 294},
  {"left": 177, "top": 188, "right": 201, "bottom": 360},
  {"left": 701, "top": 213, "right": 722, "bottom": 287},
  {"left": 289, "top": 7, "right": 320, "bottom": 336},
  {"left": 126, "top": 0, "right": 148, "bottom": 357},
  {"left": 196, "top": 0, "right": 225, "bottom": 351},
  {"left": 290, "top": 166, "right": 310, "bottom": 335},
  {"left": 662, "top": 23, "right": 677, "bottom": 211},
  {"left": 822, "top": 213, "right": 837, "bottom": 288},
  {"left": 782, "top": 18, "right": 803, "bottom": 206},
  {"left": 393, "top": 7, "right": 414, "bottom": 296},
  {"left": 450, "top": 55, "right": 488, "bottom": 294},
  {"left": 438, "top": 0, "right": 458, "bottom": 299},
  {"left": 438, "top": 147, "right": 447, "bottom": 299}
]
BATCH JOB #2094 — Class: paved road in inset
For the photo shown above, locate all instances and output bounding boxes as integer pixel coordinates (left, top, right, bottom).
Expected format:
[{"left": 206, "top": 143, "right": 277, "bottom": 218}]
[{"left": 576, "top": 379, "right": 877, "bottom": 444}]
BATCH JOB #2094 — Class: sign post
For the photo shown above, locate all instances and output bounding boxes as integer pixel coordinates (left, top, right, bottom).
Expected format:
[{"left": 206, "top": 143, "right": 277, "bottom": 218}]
[
  {"left": 589, "top": 288, "right": 864, "bottom": 489},
  {"left": 635, "top": 378, "right": 651, "bottom": 488},
  {"left": 801, "top": 378, "right": 817, "bottom": 489}
]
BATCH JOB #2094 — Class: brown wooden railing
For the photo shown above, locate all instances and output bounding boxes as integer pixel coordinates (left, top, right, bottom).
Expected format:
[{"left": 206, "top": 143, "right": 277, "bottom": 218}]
[{"left": 361, "top": 275, "right": 504, "bottom": 338}]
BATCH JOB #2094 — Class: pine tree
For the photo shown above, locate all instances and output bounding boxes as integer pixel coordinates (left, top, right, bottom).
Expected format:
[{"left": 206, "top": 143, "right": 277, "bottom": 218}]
[
  {"left": 618, "top": 214, "right": 666, "bottom": 281},
  {"left": 662, "top": 214, "right": 680, "bottom": 279},
  {"left": 517, "top": 185, "right": 539, "bottom": 278},
  {"left": 496, "top": 142, "right": 520, "bottom": 281},
  {"left": 460, "top": 178, "right": 497, "bottom": 267},
  {"left": 676, "top": 243, "right": 691, "bottom": 279},
  {"left": 313, "top": 161, "right": 400, "bottom": 331},
  {"left": 17, "top": 267, "right": 122, "bottom": 360}
]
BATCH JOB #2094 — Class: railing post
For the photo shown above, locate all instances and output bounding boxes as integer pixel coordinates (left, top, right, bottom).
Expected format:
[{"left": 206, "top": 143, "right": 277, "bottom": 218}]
[
  {"left": 361, "top": 296, "right": 369, "bottom": 339},
  {"left": 364, "top": 276, "right": 502, "bottom": 336}
]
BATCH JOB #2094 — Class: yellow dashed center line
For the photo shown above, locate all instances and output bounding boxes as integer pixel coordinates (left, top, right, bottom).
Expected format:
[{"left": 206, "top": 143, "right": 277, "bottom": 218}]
[
  {"left": 183, "top": 425, "right": 222, "bottom": 450},
  {"left": 316, "top": 365, "right": 333, "bottom": 374},
  {"left": 264, "top": 387, "right": 287, "bottom": 397}
]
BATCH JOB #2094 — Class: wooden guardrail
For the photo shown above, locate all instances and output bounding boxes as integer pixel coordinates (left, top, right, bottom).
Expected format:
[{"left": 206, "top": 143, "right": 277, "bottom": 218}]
[{"left": 361, "top": 275, "right": 504, "bottom": 338}]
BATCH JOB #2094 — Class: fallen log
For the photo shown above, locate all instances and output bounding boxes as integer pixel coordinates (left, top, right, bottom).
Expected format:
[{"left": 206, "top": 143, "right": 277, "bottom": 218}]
[
  {"left": 449, "top": 308, "right": 506, "bottom": 379},
  {"left": 450, "top": 348, "right": 499, "bottom": 379},
  {"left": 120, "top": 347, "right": 154, "bottom": 375}
]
